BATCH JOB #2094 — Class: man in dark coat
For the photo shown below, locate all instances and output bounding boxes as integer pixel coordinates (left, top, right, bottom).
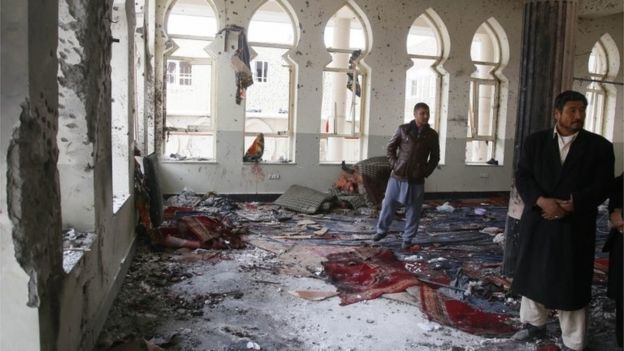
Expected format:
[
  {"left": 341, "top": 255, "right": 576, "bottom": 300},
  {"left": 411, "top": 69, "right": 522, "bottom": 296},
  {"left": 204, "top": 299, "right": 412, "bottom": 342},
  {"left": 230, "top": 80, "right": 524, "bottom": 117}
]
[{"left": 511, "top": 90, "right": 614, "bottom": 351}]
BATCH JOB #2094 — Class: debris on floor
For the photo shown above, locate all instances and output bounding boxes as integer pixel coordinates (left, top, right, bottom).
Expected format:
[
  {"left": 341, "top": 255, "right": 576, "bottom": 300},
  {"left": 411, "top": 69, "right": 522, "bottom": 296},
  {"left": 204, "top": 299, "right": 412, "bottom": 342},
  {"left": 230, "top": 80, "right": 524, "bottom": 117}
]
[{"left": 97, "top": 191, "right": 619, "bottom": 351}]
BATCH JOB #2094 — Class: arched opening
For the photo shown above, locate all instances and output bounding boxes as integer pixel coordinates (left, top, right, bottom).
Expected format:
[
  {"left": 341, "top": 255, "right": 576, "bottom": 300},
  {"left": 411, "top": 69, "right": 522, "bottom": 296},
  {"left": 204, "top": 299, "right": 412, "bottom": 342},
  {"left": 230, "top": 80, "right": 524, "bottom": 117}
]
[
  {"left": 244, "top": 0, "right": 299, "bottom": 163},
  {"left": 163, "top": 0, "right": 217, "bottom": 160},
  {"left": 465, "top": 18, "right": 509, "bottom": 165},
  {"left": 404, "top": 9, "right": 448, "bottom": 132},
  {"left": 584, "top": 33, "right": 620, "bottom": 140},
  {"left": 320, "top": 2, "right": 371, "bottom": 163}
]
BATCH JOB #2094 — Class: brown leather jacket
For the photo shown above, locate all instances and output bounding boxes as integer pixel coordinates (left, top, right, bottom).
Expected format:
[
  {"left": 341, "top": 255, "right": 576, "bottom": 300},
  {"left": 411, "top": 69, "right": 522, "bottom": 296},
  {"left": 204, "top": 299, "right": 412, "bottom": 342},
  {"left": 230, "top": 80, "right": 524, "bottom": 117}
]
[{"left": 387, "top": 120, "right": 440, "bottom": 184}]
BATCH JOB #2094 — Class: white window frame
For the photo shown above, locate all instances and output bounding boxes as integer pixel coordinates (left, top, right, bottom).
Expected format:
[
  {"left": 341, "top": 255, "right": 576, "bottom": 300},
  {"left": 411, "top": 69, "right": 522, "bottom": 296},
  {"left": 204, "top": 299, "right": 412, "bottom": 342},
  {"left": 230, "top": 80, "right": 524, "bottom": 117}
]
[
  {"left": 244, "top": 1, "right": 298, "bottom": 164},
  {"left": 585, "top": 39, "right": 610, "bottom": 137},
  {"left": 404, "top": 11, "right": 445, "bottom": 130},
  {"left": 319, "top": 4, "right": 370, "bottom": 164},
  {"left": 163, "top": 2, "right": 217, "bottom": 161},
  {"left": 465, "top": 20, "right": 505, "bottom": 165}
]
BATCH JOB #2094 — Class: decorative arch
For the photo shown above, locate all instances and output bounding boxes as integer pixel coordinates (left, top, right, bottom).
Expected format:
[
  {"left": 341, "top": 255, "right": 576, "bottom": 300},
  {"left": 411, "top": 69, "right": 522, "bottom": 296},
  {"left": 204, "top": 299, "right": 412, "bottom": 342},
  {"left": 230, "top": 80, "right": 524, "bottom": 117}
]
[
  {"left": 466, "top": 17, "right": 510, "bottom": 165},
  {"left": 162, "top": 0, "right": 218, "bottom": 160},
  {"left": 244, "top": 0, "right": 300, "bottom": 163},
  {"left": 584, "top": 33, "right": 620, "bottom": 140},
  {"left": 319, "top": 1, "right": 372, "bottom": 163},
  {"left": 404, "top": 8, "right": 450, "bottom": 132}
]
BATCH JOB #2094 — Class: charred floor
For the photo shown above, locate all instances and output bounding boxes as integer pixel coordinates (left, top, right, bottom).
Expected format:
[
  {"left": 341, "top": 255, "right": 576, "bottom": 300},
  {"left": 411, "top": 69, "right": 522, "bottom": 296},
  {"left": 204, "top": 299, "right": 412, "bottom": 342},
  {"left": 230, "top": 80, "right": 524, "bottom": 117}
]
[{"left": 94, "top": 190, "right": 618, "bottom": 351}]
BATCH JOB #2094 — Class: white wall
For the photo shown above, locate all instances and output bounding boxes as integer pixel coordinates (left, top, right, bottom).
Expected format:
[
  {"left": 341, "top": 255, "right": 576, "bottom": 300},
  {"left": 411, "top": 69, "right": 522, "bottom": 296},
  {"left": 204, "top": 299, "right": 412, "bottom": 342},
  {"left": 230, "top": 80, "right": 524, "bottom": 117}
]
[
  {"left": 1, "top": 1, "right": 42, "bottom": 350},
  {"left": 157, "top": 0, "right": 525, "bottom": 195}
]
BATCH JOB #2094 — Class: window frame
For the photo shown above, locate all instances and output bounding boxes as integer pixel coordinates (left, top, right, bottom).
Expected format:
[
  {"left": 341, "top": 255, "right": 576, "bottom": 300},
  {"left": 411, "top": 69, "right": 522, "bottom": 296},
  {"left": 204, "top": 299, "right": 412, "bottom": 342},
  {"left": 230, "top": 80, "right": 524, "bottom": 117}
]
[
  {"left": 319, "top": 4, "right": 370, "bottom": 164},
  {"left": 585, "top": 39, "right": 610, "bottom": 137},
  {"left": 465, "top": 20, "right": 505, "bottom": 165},
  {"left": 163, "top": 5, "right": 217, "bottom": 161},
  {"left": 243, "top": 2, "right": 298, "bottom": 164}
]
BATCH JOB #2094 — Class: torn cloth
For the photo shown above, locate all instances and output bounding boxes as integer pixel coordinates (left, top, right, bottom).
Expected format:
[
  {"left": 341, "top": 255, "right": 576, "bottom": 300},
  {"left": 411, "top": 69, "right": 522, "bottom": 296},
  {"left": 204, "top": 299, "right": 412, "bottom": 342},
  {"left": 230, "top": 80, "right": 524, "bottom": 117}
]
[{"left": 217, "top": 25, "right": 253, "bottom": 104}]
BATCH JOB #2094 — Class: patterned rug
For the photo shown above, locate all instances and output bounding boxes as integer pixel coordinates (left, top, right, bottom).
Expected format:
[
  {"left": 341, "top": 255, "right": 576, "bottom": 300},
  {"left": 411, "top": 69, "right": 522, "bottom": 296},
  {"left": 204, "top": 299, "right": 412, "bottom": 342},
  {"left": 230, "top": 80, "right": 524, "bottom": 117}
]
[{"left": 322, "top": 247, "right": 421, "bottom": 305}]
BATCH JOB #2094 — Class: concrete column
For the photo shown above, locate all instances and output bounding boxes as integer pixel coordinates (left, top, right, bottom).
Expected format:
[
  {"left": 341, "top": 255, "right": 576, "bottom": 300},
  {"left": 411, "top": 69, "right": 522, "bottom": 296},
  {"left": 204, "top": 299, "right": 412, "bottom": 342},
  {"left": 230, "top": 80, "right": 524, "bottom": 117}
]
[
  {"left": 502, "top": 0, "right": 577, "bottom": 275},
  {"left": 328, "top": 17, "right": 351, "bottom": 161}
]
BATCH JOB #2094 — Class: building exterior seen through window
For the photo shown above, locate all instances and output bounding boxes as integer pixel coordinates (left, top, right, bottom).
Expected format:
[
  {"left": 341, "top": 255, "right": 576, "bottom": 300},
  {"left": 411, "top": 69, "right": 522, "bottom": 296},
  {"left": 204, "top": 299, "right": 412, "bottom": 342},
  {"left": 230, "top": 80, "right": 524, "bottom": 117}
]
[
  {"left": 320, "top": 4, "right": 369, "bottom": 163},
  {"left": 254, "top": 61, "right": 269, "bottom": 83},
  {"left": 164, "top": 0, "right": 216, "bottom": 160},
  {"left": 245, "top": 0, "right": 297, "bottom": 163}
]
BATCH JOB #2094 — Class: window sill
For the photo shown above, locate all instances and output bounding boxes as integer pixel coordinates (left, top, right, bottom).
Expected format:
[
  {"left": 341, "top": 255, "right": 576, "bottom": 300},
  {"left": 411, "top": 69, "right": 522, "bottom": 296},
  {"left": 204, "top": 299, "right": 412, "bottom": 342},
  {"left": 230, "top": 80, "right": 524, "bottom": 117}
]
[
  {"left": 243, "top": 160, "right": 295, "bottom": 165},
  {"left": 160, "top": 159, "right": 217, "bottom": 164},
  {"left": 464, "top": 162, "right": 503, "bottom": 167},
  {"left": 112, "top": 193, "right": 131, "bottom": 214},
  {"left": 63, "top": 230, "right": 97, "bottom": 274}
]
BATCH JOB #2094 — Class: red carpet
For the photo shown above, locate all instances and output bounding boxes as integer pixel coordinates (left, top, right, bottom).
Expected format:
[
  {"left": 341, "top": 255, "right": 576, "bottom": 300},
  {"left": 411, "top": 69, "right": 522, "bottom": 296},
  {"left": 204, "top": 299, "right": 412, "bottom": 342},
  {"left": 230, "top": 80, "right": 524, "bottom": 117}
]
[{"left": 322, "top": 247, "right": 421, "bottom": 305}]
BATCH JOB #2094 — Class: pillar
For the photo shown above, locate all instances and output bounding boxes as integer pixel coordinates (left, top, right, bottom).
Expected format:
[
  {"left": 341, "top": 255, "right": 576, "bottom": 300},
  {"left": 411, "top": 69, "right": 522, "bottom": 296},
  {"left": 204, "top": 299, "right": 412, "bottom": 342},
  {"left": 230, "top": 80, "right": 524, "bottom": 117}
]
[
  {"left": 328, "top": 17, "right": 351, "bottom": 161},
  {"left": 503, "top": 0, "right": 577, "bottom": 275}
]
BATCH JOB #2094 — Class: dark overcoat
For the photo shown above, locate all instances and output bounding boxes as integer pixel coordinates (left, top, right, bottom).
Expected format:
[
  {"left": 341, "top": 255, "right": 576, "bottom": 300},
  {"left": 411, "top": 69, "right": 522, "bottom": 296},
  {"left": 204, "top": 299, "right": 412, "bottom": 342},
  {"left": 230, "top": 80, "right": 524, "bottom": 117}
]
[{"left": 511, "top": 128, "right": 614, "bottom": 310}]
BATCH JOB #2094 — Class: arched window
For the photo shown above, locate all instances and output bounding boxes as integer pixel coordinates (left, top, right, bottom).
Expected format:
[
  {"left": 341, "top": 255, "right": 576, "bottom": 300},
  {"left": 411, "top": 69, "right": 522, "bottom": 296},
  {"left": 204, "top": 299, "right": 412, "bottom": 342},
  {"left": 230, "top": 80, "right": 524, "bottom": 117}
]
[
  {"left": 404, "top": 10, "right": 447, "bottom": 131},
  {"left": 320, "top": 3, "right": 370, "bottom": 163},
  {"left": 584, "top": 34, "right": 620, "bottom": 140},
  {"left": 163, "top": 0, "right": 217, "bottom": 160},
  {"left": 466, "top": 18, "right": 508, "bottom": 164},
  {"left": 245, "top": 0, "right": 298, "bottom": 163}
]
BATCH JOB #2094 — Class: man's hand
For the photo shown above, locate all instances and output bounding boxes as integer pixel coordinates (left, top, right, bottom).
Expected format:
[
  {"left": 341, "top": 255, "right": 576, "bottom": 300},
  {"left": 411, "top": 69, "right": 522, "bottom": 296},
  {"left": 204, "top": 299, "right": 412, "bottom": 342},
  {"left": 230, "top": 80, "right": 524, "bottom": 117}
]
[
  {"left": 610, "top": 209, "right": 624, "bottom": 234},
  {"left": 556, "top": 196, "right": 574, "bottom": 213},
  {"left": 537, "top": 196, "right": 566, "bottom": 220}
]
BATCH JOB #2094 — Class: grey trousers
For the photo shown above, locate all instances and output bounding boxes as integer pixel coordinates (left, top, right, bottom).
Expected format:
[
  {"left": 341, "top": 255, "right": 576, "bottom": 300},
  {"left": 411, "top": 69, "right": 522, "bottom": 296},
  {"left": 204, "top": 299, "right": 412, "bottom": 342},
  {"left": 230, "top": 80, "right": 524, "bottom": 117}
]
[{"left": 376, "top": 178, "right": 424, "bottom": 243}]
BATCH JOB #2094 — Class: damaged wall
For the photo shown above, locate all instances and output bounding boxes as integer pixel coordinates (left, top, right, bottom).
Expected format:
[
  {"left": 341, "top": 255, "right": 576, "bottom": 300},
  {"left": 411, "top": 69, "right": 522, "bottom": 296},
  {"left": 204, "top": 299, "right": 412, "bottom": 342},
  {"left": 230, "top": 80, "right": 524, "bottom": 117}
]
[
  {"left": 1, "top": 1, "right": 63, "bottom": 350},
  {"left": 55, "top": 0, "right": 139, "bottom": 350},
  {"left": 156, "top": 0, "right": 622, "bottom": 195},
  {"left": 156, "top": 0, "right": 525, "bottom": 195},
  {"left": 2, "top": 0, "right": 140, "bottom": 350}
]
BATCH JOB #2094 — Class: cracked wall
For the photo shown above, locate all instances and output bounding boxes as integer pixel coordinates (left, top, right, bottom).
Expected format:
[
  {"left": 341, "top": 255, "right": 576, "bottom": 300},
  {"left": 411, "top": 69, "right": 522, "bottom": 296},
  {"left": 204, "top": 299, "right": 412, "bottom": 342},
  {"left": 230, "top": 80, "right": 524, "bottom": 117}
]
[
  {"left": 1, "top": 1, "right": 64, "bottom": 351},
  {"left": 2, "top": 0, "right": 140, "bottom": 350}
]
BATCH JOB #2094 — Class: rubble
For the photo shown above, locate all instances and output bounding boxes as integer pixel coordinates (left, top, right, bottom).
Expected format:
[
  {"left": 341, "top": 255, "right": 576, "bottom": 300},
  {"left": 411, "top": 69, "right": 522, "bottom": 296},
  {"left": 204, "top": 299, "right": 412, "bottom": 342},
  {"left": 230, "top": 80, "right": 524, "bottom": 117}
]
[{"left": 98, "top": 192, "right": 618, "bottom": 350}]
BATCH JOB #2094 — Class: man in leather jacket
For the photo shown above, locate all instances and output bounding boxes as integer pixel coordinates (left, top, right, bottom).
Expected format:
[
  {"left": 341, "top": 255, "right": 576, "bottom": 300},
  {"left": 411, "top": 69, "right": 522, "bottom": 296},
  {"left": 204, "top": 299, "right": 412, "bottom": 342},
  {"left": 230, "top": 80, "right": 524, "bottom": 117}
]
[{"left": 373, "top": 102, "right": 440, "bottom": 249}]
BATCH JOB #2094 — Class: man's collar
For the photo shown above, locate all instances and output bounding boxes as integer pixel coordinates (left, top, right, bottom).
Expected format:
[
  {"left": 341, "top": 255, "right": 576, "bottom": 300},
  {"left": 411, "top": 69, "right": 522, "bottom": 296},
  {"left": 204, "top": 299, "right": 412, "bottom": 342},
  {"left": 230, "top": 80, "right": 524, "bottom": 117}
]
[{"left": 553, "top": 126, "right": 580, "bottom": 141}]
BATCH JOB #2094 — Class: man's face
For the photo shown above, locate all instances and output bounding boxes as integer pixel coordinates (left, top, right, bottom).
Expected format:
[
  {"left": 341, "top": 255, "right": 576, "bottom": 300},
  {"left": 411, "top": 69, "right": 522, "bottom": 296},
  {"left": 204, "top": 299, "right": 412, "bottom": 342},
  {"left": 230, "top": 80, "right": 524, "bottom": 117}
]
[
  {"left": 414, "top": 108, "right": 430, "bottom": 127},
  {"left": 554, "top": 100, "right": 586, "bottom": 136}
]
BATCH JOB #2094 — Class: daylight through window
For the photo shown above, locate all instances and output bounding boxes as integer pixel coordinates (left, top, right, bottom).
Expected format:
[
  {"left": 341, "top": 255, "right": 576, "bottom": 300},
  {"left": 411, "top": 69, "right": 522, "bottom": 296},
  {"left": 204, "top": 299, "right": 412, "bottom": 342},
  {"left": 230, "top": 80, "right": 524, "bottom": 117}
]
[
  {"left": 245, "top": 0, "right": 297, "bottom": 163},
  {"left": 320, "top": 4, "right": 369, "bottom": 163},
  {"left": 164, "top": 0, "right": 217, "bottom": 161}
]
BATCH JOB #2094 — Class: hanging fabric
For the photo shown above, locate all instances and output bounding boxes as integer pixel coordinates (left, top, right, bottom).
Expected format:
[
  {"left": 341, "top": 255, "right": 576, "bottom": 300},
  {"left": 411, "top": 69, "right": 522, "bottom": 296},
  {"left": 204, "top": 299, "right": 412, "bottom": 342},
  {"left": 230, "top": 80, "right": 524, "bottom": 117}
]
[{"left": 217, "top": 25, "right": 254, "bottom": 104}]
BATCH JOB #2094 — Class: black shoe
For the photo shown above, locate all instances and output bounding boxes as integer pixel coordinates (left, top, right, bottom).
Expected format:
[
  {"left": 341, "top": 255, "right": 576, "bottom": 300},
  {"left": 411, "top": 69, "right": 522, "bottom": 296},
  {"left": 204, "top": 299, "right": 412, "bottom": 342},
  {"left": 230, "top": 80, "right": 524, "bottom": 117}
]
[
  {"left": 372, "top": 232, "right": 387, "bottom": 241},
  {"left": 511, "top": 323, "right": 546, "bottom": 342}
]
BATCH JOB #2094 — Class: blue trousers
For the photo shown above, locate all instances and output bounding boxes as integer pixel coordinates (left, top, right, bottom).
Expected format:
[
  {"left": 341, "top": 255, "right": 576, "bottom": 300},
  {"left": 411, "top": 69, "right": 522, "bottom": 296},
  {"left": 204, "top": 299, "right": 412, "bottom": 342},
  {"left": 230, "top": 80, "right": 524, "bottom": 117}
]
[{"left": 376, "top": 177, "right": 425, "bottom": 243}]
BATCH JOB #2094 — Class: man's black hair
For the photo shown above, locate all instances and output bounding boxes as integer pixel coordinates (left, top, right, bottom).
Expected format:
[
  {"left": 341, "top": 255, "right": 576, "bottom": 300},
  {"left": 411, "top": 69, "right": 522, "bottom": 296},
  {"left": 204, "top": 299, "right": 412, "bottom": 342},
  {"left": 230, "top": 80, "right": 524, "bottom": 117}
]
[
  {"left": 414, "top": 102, "right": 430, "bottom": 113},
  {"left": 554, "top": 90, "right": 587, "bottom": 111}
]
